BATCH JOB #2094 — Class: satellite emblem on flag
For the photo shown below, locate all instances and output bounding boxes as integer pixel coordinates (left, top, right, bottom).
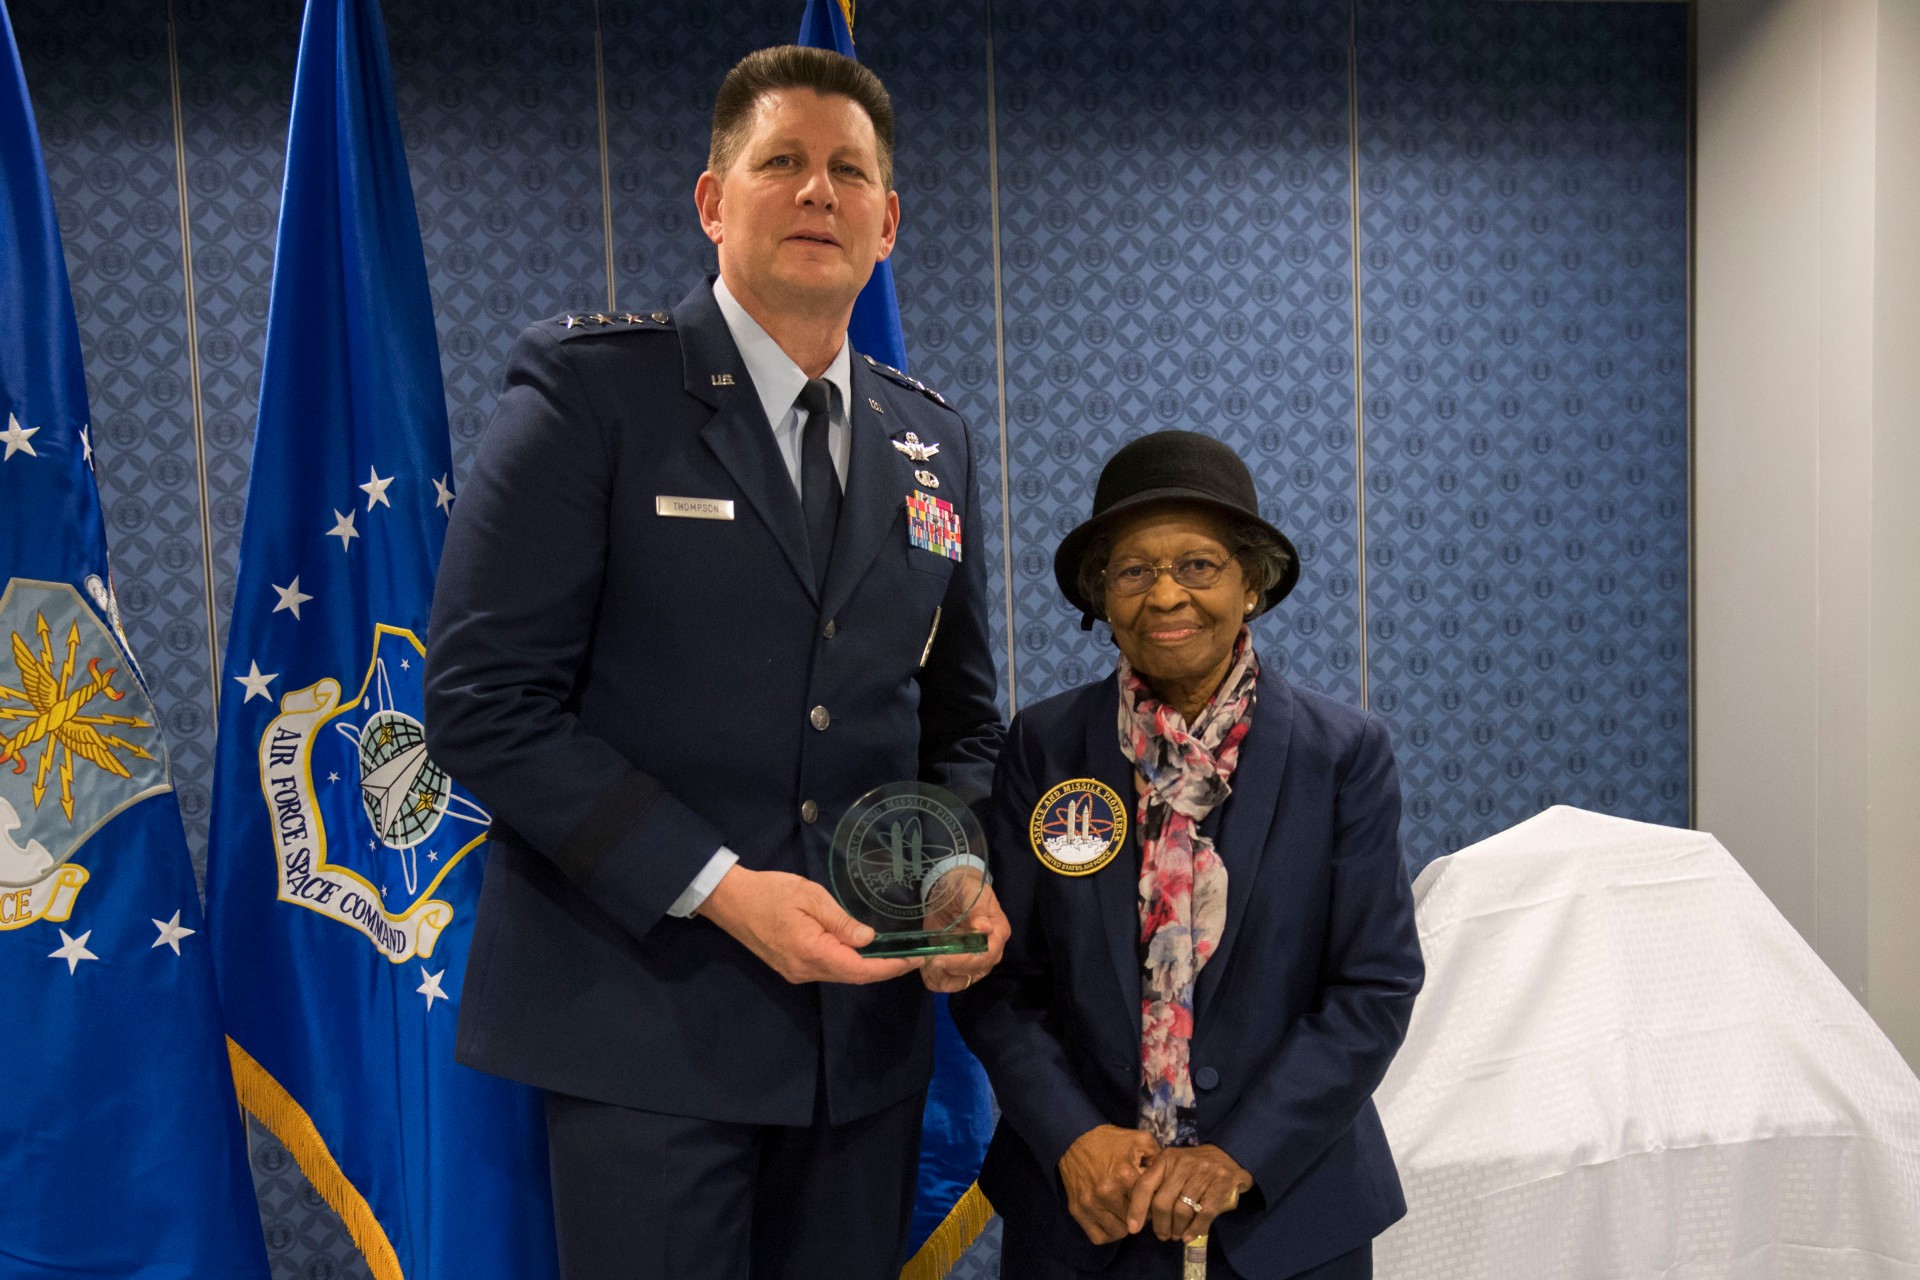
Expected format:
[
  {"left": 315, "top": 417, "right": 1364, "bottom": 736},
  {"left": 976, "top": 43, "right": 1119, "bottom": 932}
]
[
  {"left": 0, "top": 579, "right": 168, "bottom": 928},
  {"left": 332, "top": 642, "right": 484, "bottom": 897},
  {"left": 253, "top": 624, "right": 488, "bottom": 961}
]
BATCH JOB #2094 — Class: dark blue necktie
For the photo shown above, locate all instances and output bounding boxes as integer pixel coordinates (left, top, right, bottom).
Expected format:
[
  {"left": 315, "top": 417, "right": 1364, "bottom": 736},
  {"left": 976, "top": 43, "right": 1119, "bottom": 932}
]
[{"left": 797, "top": 378, "right": 839, "bottom": 592}]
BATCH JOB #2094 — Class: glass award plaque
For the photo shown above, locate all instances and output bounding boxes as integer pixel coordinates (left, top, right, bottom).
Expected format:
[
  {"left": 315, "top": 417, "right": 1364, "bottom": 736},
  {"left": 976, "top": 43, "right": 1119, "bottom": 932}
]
[{"left": 828, "top": 781, "right": 990, "bottom": 958}]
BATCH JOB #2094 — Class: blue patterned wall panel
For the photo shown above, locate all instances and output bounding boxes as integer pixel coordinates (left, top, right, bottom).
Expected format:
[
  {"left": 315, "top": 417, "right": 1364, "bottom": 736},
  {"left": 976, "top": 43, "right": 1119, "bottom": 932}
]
[
  {"left": 601, "top": 0, "right": 787, "bottom": 310},
  {"left": 14, "top": 1, "right": 217, "bottom": 868},
  {"left": 991, "top": 0, "right": 1363, "bottom": 711},
  {"left": 177, "top": 0, "right": 301, "bottom": 867},
  {"left": 245, "top": 1107, "right": 374, "bottom": 1280},
  {"left": 1355, "top": 0, "right": 1689, "bottom": 869},
  {"left": 388, "top": 0, "right": 607, "bottom": 486},
  {"left": 861, "top": 0, "right": 1008, "bottom": 709}
]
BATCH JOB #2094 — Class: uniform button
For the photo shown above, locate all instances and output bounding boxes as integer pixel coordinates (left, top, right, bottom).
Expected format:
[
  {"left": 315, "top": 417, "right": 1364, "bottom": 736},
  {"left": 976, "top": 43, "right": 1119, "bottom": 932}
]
[
  {"left": 823, "top": 619, "right": 837, "bottom": 639},
  {"left": 809, "top": 705, "right": 831, "bottom": 731},
  {"left": 800, "top": 799, "right": 819, "bottom": 824},
  {"left": 1194, "top": 1066, "right": 1220, "bottom": 1091}
]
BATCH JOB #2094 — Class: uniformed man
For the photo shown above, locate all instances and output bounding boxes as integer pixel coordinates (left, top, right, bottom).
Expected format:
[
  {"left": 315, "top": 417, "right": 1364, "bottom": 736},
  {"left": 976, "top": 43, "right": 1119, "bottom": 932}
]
[{"left": 424, "top": 45, "right": 1008, "bottom": 1280}]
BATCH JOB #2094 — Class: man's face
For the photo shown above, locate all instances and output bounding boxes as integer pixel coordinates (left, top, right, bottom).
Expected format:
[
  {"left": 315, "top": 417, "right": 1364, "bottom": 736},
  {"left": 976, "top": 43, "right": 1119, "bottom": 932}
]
[{"left": 696, "top": 88, "right": 900, "bottom": 324}]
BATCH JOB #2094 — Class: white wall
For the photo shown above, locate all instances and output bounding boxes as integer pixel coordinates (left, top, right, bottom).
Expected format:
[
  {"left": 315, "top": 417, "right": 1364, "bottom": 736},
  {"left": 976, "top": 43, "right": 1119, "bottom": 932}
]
[
  {"left": 1868, "top": 0, "right": 1920, "bottom": 1068},
  {"left": 1697, "top": 0, "right": 1920, "bottom": 1065}
]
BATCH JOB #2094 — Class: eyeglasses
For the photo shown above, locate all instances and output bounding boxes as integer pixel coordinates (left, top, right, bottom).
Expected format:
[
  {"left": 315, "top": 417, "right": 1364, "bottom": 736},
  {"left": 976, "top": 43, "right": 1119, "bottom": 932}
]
[{"left": 1101, "top": 553, "right": 1236, "bottom": 597}]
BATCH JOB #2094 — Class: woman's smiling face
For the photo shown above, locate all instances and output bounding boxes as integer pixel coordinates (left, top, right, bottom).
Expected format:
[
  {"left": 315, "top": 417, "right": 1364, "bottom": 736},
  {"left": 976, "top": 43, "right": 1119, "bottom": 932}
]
[{"left": 1101, "top": 503, "right": 1257, "bottom": 713}]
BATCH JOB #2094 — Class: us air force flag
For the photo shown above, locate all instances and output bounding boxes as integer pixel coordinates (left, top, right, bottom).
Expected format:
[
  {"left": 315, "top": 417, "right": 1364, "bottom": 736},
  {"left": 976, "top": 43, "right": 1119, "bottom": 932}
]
[
  {"left": 0, "top": 6, "right": 269, "bottom": 1277},
  {"left": 202, "top": 0, "right": 557, "bottom": 1276},
  {"left": 795, "top": 4, "right": 996, "bottom": 1274}
]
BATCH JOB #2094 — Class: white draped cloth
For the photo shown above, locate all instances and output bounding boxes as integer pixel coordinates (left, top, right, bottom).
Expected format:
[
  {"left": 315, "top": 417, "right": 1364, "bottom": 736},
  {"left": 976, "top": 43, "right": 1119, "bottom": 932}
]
[{"left": 1375, "top": 806, "right": 1920, "bottom": 1279}]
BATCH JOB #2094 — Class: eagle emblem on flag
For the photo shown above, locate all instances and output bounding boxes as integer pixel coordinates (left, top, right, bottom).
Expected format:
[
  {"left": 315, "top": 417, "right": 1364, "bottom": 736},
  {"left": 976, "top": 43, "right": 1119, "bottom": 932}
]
[{"left": 0, "top": 579, "right": 169, "bottom": 929}]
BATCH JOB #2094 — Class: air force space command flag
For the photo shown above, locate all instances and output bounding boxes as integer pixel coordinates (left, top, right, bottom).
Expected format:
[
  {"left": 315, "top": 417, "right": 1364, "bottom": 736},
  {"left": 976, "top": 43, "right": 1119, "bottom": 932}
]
[
  {"left": 202, "top": 0, "right": 557, "bottom": 1275},
  {"left": 0, "top": 5, "right": 269, "bottom": 1276}
]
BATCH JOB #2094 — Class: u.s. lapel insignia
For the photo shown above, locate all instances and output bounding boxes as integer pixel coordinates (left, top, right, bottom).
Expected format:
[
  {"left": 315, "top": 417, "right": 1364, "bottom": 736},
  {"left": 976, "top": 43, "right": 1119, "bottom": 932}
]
[
  {"left": 891, "top": 431, "right": 941, "bottom": 463},
  {"left": 905, "top": 490, "right": 962, "bottom": 561},
  {"left": 914, "top": 468, "right": 940, "bottom": 489},
  {"left": 711, "top": 373, "right": 735, "bottom": 387},
  {"left": 1029, "top": 779, "right": 1128, "bottom": 876},
  {"left": 867, "top": 397, "right": 885, "bottom": 414}
]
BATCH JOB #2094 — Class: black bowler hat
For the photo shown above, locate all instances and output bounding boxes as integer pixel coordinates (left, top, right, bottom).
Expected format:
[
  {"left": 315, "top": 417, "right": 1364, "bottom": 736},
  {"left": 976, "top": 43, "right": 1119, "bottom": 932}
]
[{"left": 1053, "top": 429, "right": 1301, "bottom": 628}]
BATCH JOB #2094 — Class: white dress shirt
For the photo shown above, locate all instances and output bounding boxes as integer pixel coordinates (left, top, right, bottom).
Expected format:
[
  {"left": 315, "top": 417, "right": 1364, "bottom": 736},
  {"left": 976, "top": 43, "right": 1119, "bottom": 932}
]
[
  {"left": 666, "top": 277, "right": 852, "bottom": 919},
  {"left": 712, "top": 275, "right": 851, "bottom": 490}
]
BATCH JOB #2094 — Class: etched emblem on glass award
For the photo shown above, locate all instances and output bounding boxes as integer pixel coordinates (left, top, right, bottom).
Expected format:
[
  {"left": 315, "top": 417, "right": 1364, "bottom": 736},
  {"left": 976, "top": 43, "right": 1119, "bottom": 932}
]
[{"left": 828, "top": 781, "right": 990, "bottom": 957}]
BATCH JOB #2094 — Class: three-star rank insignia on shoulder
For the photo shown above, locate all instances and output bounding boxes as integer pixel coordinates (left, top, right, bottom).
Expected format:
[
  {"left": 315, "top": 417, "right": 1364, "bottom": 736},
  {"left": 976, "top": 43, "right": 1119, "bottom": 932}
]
[
  {"left": 557, "top": 310, "right": 675, "bottom": 338},
  {"left": 0, "top": 579, "right": 171, "bottom": 931},
  {"left": 862, "top": 354, "right": 952, "bottom": 409}
]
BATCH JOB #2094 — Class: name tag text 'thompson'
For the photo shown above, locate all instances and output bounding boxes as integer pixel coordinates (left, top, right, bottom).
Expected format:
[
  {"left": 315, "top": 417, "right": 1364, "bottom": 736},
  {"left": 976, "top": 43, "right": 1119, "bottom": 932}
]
[{"left": 655, "top": 496, "right": 735, "bottom": 520}]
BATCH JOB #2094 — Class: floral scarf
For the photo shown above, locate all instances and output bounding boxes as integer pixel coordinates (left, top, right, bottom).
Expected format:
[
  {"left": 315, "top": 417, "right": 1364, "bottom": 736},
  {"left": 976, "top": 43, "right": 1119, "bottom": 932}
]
[{"left": 1117, "top": 630, "right": 1260, "bottom": 1147}]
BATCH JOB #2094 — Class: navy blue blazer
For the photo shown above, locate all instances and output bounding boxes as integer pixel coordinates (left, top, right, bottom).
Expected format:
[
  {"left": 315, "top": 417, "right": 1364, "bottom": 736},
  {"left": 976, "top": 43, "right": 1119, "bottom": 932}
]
[
  {"left": 951, "top": 667, "right": 1421, "bottom": 1277},
  {"left": 425, "top": 281, "right": 1003, "bottom": 1127}
]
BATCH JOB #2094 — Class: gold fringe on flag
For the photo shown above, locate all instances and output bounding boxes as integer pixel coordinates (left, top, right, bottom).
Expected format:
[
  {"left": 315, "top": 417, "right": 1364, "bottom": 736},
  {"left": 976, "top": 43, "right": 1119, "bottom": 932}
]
[
  {"left": 227, "top": 1037, "right": 404, "bottom": 1280},
  {"left": 899, "top": 1182, "right": 994, "bottom": 1280},
  {"left": 839, "top": 0, "right": 856, "bottom": 31}
]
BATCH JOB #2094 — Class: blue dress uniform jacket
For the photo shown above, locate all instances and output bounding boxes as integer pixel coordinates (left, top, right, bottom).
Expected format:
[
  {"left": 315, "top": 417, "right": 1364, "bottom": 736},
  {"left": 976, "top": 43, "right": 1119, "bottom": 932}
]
[
  {"left": 951, "top": 668, "right": 1422, "bottom": 1278},
  {"left": 424, "top": 281, "right": 1003, "bottom": 1128}
]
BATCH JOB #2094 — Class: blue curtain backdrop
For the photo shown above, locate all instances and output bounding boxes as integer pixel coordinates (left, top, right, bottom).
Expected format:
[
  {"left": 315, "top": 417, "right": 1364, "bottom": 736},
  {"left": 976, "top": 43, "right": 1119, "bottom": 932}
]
[{"left": 12, "top": 0, "right": 1687, "bottom": 1274}]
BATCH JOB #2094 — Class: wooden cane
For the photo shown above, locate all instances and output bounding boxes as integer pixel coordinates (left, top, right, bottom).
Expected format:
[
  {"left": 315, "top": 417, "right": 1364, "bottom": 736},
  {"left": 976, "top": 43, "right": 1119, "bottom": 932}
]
[{"left": 1182, "top": 1234, "right": 1207, "bottom": 1280}]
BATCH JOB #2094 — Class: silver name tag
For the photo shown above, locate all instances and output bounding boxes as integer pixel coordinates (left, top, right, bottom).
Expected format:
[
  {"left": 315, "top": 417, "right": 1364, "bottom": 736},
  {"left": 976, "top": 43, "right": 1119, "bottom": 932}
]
[{"left": 655, "top": 496, "right": 735, "bottom": 520}]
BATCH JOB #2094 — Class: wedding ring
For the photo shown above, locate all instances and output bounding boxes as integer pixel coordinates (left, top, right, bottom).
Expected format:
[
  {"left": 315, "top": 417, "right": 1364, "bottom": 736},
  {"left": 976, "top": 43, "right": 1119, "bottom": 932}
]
[
  {"left": 1179, "top": 1194, "right": 1204, "bottom": 1212},
  {"left": 962, "top": 974, "right": 974, "bottom": 990}
]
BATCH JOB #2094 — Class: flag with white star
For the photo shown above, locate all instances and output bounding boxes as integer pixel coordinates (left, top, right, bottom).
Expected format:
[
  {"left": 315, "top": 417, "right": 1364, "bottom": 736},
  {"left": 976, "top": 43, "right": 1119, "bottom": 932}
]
[
  {"left": 201, "top": 0, "right": 556, "bottom": 1276},
  {"left": 0, "top": 6, "right": 269, "bottom": 1276}
]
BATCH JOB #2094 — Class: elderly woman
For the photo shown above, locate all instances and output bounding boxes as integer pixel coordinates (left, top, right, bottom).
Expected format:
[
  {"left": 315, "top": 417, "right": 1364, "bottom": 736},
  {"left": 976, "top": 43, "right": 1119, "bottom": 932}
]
[{"left": 952, "top": 430, "right": 1423, "bottom": 1279}]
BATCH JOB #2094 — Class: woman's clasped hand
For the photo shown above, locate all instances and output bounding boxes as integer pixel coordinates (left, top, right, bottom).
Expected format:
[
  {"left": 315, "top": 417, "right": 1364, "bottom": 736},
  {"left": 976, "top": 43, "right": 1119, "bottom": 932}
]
[{"left": 1058, "top": 1125, "right": 1253, "bottom": 1245}]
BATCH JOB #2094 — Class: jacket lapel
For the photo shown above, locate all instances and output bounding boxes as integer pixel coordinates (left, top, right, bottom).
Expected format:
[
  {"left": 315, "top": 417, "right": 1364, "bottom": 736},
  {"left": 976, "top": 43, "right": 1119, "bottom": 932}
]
[
  {"left": 1194, "top": 667, "right": 1294, "bottom": 1022},
  {"left": 1083, "top": 676, "right": 1144, "bottom": 1031},
  {"left": 678, "top": 283, "right": 816, "bottom": 599},
  {"left": 821, "top": 357, "right": 911, "bottom": 617}
]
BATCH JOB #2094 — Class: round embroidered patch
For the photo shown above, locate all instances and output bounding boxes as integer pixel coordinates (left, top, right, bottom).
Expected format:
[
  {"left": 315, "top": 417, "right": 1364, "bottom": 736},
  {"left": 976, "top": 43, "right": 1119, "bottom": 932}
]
[{"left": 1028, "top": 778, "right": 1129, "bottom": 876}]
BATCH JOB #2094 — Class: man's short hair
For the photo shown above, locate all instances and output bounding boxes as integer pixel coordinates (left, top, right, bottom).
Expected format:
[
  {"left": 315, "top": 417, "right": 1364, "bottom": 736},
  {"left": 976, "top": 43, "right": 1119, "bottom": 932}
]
[{"left": 709, "top": 45, "right": 896, "bottom": 190}]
